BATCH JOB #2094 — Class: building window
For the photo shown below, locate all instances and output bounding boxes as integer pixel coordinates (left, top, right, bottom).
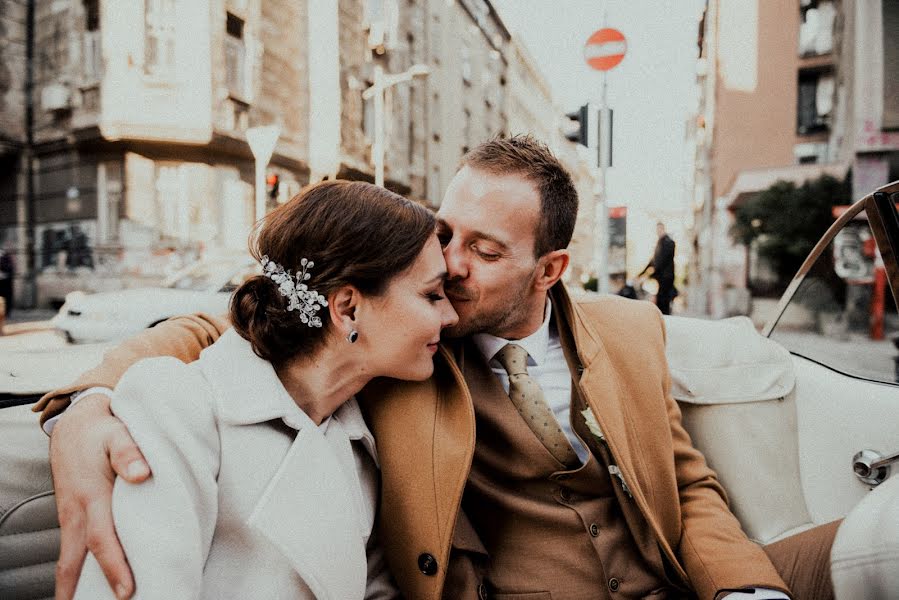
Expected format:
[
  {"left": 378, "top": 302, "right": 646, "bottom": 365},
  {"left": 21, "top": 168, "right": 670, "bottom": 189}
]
[
  {"left": 83, "top": 0, "right": 102, "bottom": 82},
  {"left": 461, "top": 43, "right": 472, "bottom": 86},
  {"left": 797, "top": 70, "right": 834, "bottom": 135},
  {"left": 462, "top": 108, "right": 472, "bottom": 155},
  {"left": 363, "top": 83, "right": 375, "bottom": 142},
  {"left": 365, "top": 0, "right": 398, "bottom": 52},
  {"left": 145, "top": 0, "right": 176, "bottom": 77},
  {"left": 84, "top": 0, "right": 99, "bottom": 31},
  {"left": 225, "top": 13, "right": 248, "bottom": 100},
  {"left": 884, "top": 0, "right": 899, "bottom": 129},
  {"left": 798, "top": 0, "right": 835, "bottom": 57}
]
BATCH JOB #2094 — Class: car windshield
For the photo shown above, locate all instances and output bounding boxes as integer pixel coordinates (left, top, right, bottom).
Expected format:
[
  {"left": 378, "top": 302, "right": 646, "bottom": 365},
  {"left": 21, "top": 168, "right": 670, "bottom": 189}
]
[{"left": 166, "top": 259, "right": 257, "bottom": 292}]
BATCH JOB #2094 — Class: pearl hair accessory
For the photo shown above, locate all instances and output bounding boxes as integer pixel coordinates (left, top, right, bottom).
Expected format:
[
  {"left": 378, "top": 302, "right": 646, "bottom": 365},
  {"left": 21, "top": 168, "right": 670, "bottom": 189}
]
[{"left": 260, "top": 255, "right": 329, "bottom": 328}]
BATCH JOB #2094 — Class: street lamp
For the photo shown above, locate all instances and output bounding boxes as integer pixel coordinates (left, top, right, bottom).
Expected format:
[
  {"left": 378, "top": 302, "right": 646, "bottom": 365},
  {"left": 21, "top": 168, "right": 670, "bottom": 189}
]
[{"left": 362, "top": 63, "right": 430, "bottom": 187}]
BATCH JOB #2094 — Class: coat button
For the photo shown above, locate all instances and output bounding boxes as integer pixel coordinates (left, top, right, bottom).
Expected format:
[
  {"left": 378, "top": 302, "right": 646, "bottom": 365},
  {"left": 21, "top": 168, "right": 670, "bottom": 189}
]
[
  {"left": 608, "top": 577, "right": 620, "bottom": 592},
  {"left": 418, "top": 553, "right": 438, "bottom": 576},
  {"left": 477, "top": 583, "right": 489, "bottom": 600},
  {"left": 589, "top": 523, "right": 599, "bottom": 537},
  {"left": 559, "top": 487, "right": 571, "bottom": 502}
]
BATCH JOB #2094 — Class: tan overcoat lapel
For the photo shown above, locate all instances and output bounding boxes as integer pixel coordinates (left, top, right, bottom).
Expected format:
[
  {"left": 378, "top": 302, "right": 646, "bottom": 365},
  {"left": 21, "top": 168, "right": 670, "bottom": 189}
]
[{"left": 359, "top": 345, "right": 476, "bottom": 599}]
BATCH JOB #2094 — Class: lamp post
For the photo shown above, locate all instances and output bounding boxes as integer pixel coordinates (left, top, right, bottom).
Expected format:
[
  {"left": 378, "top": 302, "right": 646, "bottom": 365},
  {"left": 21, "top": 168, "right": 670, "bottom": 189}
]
[
  {"left": 246, "top": 125, "right": 281, "bottom": 222},
  {"left": 362, "top": 63, "right": 430, "bottom": 187}
]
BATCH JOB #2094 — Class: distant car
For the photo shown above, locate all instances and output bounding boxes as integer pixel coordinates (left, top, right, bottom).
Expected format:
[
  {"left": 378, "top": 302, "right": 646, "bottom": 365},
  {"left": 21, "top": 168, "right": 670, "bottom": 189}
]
[{"left": 52, "top": 254, "right": 259, "bottom": 344}]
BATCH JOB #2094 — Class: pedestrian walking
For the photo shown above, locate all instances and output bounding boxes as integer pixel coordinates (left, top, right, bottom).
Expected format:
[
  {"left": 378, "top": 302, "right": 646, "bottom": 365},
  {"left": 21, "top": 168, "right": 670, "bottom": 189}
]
[{"left": 638, "top": 222, "right": 676, "bottom": 314}]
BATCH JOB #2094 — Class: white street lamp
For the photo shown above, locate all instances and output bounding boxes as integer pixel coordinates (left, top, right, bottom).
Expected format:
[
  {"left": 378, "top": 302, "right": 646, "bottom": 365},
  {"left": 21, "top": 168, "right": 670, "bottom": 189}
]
[
  {"left": 246, "top": 125, "right": 281, "bottom": 222},
  {"left": 362, "top": 63, "right": 430, "bottom": 187}
]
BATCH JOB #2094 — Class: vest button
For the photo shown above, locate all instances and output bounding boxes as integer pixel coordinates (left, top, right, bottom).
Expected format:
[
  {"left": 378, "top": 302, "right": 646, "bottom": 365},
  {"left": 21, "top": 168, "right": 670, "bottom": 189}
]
[
  {"left": 477, "top": 583, "right": 489, "bottom": 600},
  {"left": 589, "top": 523, "right": 599, "bottom": 537},
  {"left": 418, "top": 553, "right": 439, "bottom": 576},
  {"left": 608, "top": 577, "right": 620, "bottom": 592}
]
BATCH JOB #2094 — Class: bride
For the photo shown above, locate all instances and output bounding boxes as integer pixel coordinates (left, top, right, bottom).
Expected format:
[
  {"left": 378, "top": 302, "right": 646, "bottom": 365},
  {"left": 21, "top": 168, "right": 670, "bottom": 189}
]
[{"left": 73, "top": 180, "right": 457, "bottom": 599}]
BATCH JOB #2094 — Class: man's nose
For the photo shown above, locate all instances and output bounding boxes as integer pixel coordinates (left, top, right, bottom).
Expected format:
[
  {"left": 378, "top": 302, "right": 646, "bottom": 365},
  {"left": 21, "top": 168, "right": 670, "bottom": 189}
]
[
  {"left": 443, "top": 241, "right": 468, "bottom": 280},
  {"left": 441, "top": 301, "right": 459, "bottom": 328}
]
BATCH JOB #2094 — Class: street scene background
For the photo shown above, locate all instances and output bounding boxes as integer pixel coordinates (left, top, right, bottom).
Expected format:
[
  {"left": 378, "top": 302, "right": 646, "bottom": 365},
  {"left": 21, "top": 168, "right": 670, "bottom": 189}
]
[{"left": 1, "top": 0, "right": 898, "bottom": 374}]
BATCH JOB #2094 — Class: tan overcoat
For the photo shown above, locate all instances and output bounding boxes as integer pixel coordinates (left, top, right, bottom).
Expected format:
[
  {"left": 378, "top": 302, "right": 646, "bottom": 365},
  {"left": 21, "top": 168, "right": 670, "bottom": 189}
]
[{"left": 36, "top": 286, "right": 788, "bottom": 600}]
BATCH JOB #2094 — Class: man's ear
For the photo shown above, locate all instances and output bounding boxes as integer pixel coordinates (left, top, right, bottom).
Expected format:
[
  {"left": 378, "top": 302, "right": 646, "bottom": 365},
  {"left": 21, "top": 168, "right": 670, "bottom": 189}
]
[
  {"left": 327, "top": 285, "right": 360, "bottom": 335},
  {"left": 533, "top": 249, "right": 570, "bottom": 292}
]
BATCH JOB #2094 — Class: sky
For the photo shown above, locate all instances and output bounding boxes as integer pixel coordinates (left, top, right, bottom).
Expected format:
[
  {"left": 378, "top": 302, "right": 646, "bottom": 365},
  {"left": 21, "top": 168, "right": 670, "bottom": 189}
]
[{"left": 491, "top": 0, "right": 707, "bottom": 217}]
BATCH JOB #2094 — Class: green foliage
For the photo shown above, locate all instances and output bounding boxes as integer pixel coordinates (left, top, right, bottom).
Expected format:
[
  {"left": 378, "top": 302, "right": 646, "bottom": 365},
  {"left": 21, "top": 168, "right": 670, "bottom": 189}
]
[
  {"left": 583, "top": 276, "right": 598, "bottom": 292},
  {"left": 730, "top": 174, "right": 851, "bottom": 284}
]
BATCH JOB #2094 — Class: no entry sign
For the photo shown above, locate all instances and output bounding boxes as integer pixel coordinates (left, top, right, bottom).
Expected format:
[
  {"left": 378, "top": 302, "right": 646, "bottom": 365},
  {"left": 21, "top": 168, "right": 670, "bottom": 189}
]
[{"left": 584, "top": 28, "right": 627, "bottom": 71}]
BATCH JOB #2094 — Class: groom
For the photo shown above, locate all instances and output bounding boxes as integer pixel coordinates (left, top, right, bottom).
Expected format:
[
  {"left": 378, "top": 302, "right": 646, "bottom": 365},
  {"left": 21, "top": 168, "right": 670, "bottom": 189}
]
[{"left": 40, "top": 135, "right": 836, "bottom": 600}]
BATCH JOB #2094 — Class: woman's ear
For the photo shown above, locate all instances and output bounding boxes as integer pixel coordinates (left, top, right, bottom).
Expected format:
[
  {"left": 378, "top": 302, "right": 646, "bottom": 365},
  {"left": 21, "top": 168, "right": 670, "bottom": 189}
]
[
  {"left": 327, "top": 285, "right": 359, "bottom": 335},
  {"left": 534, "top": 249, "right": 570, "bottom": 292}
]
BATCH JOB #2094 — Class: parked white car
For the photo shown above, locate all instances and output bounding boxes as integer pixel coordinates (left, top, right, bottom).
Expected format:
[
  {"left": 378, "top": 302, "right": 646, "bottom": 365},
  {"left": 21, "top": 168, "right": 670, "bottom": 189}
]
[{"left": 51, "top": 254, "right": 259, "bottom": 343}]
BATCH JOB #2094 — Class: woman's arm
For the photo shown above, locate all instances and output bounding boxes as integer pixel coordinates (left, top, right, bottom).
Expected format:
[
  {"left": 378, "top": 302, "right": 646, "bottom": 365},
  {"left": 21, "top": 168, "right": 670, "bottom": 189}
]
[
  {"left": 72, "top": 357, "right": 221, "bottom": 600},
  {"left": 45, "top": 313, "right": 229, "bottom": 600}
]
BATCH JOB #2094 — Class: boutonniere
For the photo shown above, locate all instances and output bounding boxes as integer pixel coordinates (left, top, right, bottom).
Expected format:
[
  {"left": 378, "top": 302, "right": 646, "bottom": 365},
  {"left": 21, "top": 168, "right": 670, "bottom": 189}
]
[
  {"left": 581, "top": 408, "right": 605, "bottom": 441},
  {"left": 581, "top": 408, "right": 632, "bottom": 498}
]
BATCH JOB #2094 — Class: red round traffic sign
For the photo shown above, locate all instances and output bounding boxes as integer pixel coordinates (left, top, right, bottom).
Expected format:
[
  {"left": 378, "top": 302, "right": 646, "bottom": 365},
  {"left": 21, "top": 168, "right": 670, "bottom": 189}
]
[{"left": 584, "top": 28, "right": 627, "bottom": 71}]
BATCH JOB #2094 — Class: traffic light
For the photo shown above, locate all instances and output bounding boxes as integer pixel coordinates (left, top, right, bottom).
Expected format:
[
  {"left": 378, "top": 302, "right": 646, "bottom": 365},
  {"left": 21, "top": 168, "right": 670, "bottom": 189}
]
[
  {"left": 266, "top": 173, "right": 280, "bottom": 200},
  {"left": 565, "top": 104, "right": 590, "bottom": 147},
  {"left": 564, "top": 103, "right": 613, "bottom": 168}
]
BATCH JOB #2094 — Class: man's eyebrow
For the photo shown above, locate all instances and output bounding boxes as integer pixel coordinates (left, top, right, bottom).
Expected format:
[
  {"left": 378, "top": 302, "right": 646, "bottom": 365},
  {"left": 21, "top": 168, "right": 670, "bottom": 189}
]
[{"left": 436, "top": 219, "right": 509, "bottom": 250}]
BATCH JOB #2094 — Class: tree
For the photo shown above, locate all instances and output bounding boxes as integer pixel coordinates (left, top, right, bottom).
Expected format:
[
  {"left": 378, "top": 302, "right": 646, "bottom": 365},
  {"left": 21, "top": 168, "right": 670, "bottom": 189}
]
[{"left": 730, "top": 174, "right": 851, "bottom": 287}]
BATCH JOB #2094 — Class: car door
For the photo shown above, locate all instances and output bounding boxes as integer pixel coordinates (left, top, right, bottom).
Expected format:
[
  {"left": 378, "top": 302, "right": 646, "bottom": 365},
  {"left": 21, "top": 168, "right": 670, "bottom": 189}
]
[{"left": 762, "top": 180, "right": 899, "bottom": 525}]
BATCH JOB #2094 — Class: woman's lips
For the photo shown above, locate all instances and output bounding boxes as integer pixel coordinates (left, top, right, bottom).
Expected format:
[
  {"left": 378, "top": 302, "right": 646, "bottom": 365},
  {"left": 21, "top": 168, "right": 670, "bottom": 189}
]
[{"left": 427, "top": 342, "right": 439, "bottom": 353}]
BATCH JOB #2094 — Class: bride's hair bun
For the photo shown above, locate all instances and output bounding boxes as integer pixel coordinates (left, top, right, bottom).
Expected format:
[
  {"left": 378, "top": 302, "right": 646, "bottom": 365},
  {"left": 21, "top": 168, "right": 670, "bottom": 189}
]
[{"left": 230, "top": 180, "right": 436, "bottom": 364}]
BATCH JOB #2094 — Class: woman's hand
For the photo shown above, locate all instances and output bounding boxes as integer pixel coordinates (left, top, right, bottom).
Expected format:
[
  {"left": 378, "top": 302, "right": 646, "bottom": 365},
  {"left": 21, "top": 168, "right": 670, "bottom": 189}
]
[{"left": 50, "top": 393, "right": 151, "bottom": 600}]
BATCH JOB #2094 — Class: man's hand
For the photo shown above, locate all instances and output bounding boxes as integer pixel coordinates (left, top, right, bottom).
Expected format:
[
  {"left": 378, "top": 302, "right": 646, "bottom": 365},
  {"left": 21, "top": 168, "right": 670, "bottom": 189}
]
[{"left": 50, "top": 393, "right": 151, "bottom": 600}]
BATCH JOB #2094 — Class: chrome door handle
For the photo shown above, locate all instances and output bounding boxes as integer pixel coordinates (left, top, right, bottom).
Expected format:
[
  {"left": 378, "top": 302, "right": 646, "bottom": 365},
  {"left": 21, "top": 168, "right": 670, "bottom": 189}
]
[{"left": 853, "top": 449, "right": 899, "bottom": 486}]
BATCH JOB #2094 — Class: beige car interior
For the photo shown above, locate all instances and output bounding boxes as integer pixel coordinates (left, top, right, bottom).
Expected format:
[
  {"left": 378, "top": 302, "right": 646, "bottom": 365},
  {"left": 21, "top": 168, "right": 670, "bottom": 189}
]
[{"left": 1, "top": 315, "right": 898, "bottom": 599}]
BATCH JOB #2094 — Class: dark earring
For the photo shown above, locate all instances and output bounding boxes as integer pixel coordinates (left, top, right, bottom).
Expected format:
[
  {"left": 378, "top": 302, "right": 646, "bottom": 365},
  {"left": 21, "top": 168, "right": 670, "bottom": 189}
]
[{"left": 347, "top": 330, "right": 358, "bottom": 344}]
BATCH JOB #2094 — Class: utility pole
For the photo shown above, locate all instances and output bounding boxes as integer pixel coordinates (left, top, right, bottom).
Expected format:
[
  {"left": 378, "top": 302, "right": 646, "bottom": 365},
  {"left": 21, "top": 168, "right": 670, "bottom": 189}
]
[
  {"left": 362, "top": 63, "right": 430, "bottom": 187},
  {"left": 580, "top": 23, "right": 626, "bottom": 294}
]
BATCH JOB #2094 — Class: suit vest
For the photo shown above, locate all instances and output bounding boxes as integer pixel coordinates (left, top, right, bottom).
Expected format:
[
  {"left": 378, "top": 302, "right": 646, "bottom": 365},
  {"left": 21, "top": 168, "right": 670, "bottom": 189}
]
[{"left": 445, "top": 331, "right": 687, "bottom": 600}]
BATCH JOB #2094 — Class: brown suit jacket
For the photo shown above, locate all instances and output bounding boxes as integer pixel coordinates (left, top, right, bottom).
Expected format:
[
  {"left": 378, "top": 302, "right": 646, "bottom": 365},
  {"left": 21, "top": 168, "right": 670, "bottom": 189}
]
[{"left": 35, "top": 285, "right": 788, "bottom": 600}]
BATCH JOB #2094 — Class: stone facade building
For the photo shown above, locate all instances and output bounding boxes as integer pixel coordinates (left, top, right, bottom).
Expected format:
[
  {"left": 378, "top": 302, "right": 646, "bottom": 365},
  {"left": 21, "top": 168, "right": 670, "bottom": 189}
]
[{"left": 0, "top": 0, "right": 594, "bottom": 308}]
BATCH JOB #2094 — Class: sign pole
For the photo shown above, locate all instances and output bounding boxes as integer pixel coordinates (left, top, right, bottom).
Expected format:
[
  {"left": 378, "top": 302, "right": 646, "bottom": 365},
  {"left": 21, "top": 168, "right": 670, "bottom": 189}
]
[
  {"left": 583, "top": 26, "right": 625, "bottom": 295},
  {"left": 595, "top": 71, "right": 610, "bottom": 294}
]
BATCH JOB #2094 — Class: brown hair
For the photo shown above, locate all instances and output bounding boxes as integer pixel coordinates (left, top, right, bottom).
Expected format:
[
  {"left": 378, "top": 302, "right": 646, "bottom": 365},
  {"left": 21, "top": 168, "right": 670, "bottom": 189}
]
[
  {"left": 230, "top": 180, "right": 436, "bottom": 363},
  {"left": 461, "top": 134, "right": 578, "bottom": 258}
]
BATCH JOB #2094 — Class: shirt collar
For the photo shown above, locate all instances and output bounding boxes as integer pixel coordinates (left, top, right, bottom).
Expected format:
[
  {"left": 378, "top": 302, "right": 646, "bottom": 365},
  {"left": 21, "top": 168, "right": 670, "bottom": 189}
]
[{"left": 472, "top": 297, "right": 552, "bottom": 367}]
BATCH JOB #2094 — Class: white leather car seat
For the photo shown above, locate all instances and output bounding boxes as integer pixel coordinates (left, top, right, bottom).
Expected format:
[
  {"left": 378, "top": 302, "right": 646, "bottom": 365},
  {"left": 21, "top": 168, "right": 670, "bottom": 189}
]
[
  {"left": 831, "top": 474, "right": 899, "bottom": 600},
  {"left": 0, "top": 403, "right": 58, "bottom": 600},
  {"left": 664, "top": 315, "right": 815, "bottom": 545}
]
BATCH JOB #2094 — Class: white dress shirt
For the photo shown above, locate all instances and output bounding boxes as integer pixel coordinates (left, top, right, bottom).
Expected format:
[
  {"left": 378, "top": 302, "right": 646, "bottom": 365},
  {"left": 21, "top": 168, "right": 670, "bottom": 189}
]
[{"left": 473, "top": 299, "right": 590, "bottom": 463}]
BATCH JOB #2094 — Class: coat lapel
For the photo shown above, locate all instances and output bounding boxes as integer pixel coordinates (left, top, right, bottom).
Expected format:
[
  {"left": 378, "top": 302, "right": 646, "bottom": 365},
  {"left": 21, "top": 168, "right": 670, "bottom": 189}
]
[
  {"left": 551, "top": 287, "right": 645, "bottom": 507},
  {"left": 246, "top": 421, "right": 367, "bottom": 600},
  {"left": 199, "top": 330, "right": 369, "bottom": 600},
  {"left": 358, "top": 344, "right": 476, "bottom": 599}
]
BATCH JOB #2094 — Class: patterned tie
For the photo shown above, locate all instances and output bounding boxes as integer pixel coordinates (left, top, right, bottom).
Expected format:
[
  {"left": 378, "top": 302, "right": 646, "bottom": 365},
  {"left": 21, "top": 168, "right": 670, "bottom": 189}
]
[{"left": 494, "top": 343, "right": 579, "bottom": 467}]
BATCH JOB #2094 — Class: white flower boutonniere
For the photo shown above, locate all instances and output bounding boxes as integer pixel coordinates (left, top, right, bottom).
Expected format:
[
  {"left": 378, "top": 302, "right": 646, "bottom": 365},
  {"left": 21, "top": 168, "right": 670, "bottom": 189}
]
[
  {"left": 581, "top": 408, "right": 605, "bottom": 441},
  {"left": 581, "top": 408, "right": 632, "bottom": 498}
]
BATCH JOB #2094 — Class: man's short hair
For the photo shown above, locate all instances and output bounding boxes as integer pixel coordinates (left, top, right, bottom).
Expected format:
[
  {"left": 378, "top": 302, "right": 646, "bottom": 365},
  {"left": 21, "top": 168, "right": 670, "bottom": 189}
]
[{"left": 461, "top": 135, "right": 579, "bottom": 258}]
